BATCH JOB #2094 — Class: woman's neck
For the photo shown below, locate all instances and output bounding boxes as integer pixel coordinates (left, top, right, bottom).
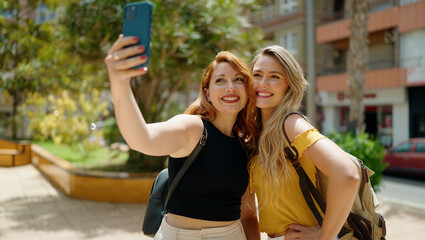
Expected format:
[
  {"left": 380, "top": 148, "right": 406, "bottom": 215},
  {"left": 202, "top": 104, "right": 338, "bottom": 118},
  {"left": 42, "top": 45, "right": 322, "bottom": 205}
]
[
  {"left": 211, "top": 114, "right": 237, "bottom": 137},
  {"left": 261, "top": 108, "right": 275, "bottom": 125}
]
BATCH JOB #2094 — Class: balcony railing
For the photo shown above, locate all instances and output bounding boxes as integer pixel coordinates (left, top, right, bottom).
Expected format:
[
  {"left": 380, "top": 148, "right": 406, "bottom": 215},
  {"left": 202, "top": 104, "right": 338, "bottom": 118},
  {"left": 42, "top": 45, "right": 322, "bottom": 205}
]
[
  {"left": 368, "top": 58, "right": 395, "bottom": 70},
  {"left": 320, "top": 62, "right": 347, "bottom": 75},
  {"left": 318, "top": 57, "right": 395, "bottom": 75},
  {"left": 251, "top": 5, "right": 274, "bottom": 24},
  {"left": 250, "top": 4, "right": 299, "bottom": 25},
  {"left": 321, "top": 0, "right": 396, "bottom": 23}
]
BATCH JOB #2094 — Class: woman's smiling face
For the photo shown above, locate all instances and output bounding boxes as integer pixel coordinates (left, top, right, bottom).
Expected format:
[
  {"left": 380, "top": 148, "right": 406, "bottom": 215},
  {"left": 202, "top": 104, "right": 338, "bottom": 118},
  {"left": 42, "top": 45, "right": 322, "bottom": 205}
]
[
  {"left": 205, "top": 62, "right": 247, "bottom": 117},
  {"left": 252, "top": 55, "right": 289, "bottom": 112}
]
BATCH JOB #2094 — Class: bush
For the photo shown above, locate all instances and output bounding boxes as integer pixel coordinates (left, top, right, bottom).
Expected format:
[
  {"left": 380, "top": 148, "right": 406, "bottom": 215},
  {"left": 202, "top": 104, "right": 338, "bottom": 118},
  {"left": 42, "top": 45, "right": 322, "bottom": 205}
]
[
  {"left": 21, "top": 90, "right": 109, "bottom": 158},
  {"left": 327, "top": 132, "right": 387, "bottom": 190},
  {"left": 102, "top": 117, "right": 123, "bottom": 145}
]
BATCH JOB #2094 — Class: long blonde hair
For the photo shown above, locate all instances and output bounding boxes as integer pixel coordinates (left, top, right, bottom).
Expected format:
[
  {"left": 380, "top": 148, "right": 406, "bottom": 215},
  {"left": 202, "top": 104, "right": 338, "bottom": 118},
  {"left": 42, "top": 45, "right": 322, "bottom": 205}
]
[
  {"left": 251, "top": 46, "right": 308, "bottom": 204},
  {"left": 185, "top": 51, "right": 258, "bottom": 150}
]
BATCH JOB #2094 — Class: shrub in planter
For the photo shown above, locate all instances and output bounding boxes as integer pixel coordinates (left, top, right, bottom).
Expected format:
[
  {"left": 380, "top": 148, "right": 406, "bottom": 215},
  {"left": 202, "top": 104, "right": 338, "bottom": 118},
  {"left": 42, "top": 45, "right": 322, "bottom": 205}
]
[
  {"left": 327, "top": 132, "right": 387, "bottom": 190},
  {"left": 103, "top": 117, "right": 123, "bottom": 145},
  {"left": 21, "top": 90, "right": 109, "bottom": 159}
]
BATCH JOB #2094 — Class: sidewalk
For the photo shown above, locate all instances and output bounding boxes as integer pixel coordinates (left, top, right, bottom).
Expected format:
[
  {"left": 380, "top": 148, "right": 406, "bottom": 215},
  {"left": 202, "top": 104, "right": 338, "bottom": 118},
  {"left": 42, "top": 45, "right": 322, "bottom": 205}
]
[{"left": 1, "top": 165, "right": 424, "bottom": 240}]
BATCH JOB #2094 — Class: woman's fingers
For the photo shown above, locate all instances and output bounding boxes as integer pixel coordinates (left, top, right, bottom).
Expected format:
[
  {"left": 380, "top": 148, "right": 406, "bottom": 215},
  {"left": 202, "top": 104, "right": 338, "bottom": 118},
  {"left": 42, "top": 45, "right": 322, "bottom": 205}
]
[
  {"left": 114, "top": 45, "right": 146, "bottom": 63},
  {"left": 287, "top": 224, "right": 308, "bottom": 231},
  {"left": 105, "top": 35, "right": 149, "bottom": 82},
  {"left": 106, "top": 45, "right": 145, "bottom": 63},
  {"left": 110, "top": 68, "right": 147, "bottom": 83},
  {"left": 116, "top": 68, "right": 148, "bottom": 79},
  {"left": 285, "top": 224, "right": 321, "bottom": 240},
  {"left": 108, "top": 36, "right": 139, "bottom": 54},
  {"left": 108, "top": 54, "right": 148, "bottom": 71}
]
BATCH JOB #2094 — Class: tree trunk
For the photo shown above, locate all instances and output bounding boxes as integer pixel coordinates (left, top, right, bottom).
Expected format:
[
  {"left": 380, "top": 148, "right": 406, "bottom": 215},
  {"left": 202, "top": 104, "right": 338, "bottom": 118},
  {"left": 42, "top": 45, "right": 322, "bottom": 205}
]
[{"left": 347, "top": 0, "right": 369, "bottom": 134}]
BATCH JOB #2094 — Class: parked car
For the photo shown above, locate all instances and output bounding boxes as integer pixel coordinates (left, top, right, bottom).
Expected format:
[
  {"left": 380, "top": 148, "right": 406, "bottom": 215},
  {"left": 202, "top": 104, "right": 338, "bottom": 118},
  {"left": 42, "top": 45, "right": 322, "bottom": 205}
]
[{"left": 383, "top": 138, "right": 425, "bottom": 176}]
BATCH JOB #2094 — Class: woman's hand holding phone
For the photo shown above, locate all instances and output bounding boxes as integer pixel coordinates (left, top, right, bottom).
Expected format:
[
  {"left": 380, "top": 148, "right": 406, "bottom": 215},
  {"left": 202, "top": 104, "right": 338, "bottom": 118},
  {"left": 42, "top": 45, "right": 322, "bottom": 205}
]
[
  {"left": 105, "top": 1, "right": 153, "bottom": 86},
  {"left": 104, "top": 35, "right": 148, "bottom": 85}
]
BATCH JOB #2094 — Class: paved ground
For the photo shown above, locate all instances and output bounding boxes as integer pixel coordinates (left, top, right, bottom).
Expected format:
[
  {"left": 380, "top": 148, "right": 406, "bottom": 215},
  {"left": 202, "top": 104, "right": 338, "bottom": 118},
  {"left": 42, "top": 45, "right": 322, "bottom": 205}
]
[{"left": 1, "top": 165, "right": 425, "bottom": 240}]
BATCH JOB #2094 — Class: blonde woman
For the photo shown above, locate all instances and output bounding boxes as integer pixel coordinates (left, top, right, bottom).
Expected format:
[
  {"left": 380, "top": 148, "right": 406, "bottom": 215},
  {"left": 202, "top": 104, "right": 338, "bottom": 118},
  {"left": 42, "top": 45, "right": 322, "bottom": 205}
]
[
  {"left": 249, "top": 46, "right": 360, "bottom": 240},
  {"left": 105, "top": 35, "right": 259, "bottom": 240}
]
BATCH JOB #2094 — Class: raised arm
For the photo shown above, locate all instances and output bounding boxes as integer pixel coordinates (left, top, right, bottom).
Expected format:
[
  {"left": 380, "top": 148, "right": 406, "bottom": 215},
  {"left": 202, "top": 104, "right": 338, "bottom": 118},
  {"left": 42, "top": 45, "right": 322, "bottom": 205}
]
[
  {"left": 104, "top": 36, "right": 203, "bottom": 157},
  {"left": 284, "top": 114, "right": 360, "bottom": 240}
]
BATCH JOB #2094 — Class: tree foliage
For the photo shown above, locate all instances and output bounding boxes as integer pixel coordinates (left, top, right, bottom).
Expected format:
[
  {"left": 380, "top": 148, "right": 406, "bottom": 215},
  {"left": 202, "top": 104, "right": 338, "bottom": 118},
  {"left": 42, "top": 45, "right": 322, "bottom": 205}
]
[
  {"left": 21, "top": 90, "right": 109, "bottom": 158},
  {"left": 2, "top": 0, "right": 264, "bottom": 171},
  {"left": 0, "top": 0, "right": 53, "bottom": 139},
  {"left": 59, "top": 0, "right": 263, "bottom": 122}
]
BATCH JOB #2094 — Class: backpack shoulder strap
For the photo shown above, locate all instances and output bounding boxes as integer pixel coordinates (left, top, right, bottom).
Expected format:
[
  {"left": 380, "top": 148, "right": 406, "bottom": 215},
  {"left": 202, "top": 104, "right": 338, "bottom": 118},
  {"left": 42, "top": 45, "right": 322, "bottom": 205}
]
[
  {"left": 282, "top": 112, "right": 306, "bottom": 148},
  {"left": 163, "top": 125, "right": 208, "bottom": 213},
  {"left": 282, "top": 112, "right": 311, "bottom": 157},
  {"left": 282, "top": 112, "right": 351, "bottom": 238}
]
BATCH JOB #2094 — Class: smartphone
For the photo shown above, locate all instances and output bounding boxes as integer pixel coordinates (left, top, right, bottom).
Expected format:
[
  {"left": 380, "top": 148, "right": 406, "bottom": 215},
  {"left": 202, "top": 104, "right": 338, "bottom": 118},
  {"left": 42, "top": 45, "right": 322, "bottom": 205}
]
[{"left": 122, "top": 1, "right": 153, "bottom": 69}]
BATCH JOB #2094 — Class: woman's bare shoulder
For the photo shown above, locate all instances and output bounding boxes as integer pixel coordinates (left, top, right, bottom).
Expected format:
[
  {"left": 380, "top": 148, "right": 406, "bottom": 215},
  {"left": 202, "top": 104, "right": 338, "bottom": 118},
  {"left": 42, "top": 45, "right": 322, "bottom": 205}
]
[{"left": 283, "top": 113, "right": 315, "bottom": 142}]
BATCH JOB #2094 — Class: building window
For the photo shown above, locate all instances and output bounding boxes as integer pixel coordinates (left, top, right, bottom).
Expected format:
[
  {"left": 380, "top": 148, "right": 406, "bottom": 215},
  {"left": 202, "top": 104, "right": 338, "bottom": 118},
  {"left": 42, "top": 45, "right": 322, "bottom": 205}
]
[
  {"left": 401, "top": 29, "right": 425, "bottom": 68},
  {"left": 280, "top": 32, "right": 298, "bottom": 57},
  {"left": 280, "top": 0, "right": 298, "bottom": 15}
]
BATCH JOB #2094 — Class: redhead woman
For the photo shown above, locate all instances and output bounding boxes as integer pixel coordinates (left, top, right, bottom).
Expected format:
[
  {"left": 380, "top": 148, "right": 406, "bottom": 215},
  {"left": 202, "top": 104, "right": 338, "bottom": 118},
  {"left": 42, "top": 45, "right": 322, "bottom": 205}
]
[
  {"left": 249, "top": 46, "right": 360, "bottom": 240},
  {"left": 104, "top": 35, "right": 259, "bottom": 240}
]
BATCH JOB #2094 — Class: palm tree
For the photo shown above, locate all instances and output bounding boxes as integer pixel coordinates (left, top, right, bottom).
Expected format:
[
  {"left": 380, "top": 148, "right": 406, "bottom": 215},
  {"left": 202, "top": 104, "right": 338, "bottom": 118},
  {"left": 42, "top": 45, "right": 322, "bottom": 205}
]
[{"left": 347, "top": 0, "right": 369, "bottom": 134}]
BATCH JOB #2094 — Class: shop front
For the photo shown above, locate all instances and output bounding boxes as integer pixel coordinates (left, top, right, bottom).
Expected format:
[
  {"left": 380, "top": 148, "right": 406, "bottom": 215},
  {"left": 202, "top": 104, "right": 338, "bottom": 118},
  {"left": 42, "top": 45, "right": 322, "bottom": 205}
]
[{"left": 318, "top": 87, "right": 409, "bottom": 147}]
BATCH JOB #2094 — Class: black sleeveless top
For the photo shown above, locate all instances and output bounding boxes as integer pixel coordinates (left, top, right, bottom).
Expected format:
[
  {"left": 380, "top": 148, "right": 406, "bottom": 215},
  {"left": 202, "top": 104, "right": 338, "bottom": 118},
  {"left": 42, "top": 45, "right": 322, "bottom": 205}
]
[{"left": 167, "top": 120, "right": 249, "bottom": 221}]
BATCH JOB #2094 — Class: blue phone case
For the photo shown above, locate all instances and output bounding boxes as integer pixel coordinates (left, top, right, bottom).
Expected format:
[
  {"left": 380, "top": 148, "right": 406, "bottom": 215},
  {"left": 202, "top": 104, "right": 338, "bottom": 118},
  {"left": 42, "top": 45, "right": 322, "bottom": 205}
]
[{"left": 122, "top": 1, "right": 153, "bottom": 69}]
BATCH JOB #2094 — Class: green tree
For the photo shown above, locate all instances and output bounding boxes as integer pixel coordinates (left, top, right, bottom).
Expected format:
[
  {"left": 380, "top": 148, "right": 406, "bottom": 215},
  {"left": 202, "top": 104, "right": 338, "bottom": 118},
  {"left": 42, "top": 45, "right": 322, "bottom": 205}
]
[
  {"left": 58, "top": 0, "right": 264, "bottom": 170},
  {"left": 0, "top": 0, "right": 52, "bottom": 139}
]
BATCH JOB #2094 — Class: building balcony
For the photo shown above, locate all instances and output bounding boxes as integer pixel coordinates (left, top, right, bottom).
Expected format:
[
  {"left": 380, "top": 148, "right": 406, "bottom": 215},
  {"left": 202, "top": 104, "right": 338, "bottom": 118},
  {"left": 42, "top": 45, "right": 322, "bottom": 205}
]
[
  {"left": 317, "top": 0, "right": 425, "bottom": 43},
  {"left": 317, "top": 67, "right": 407, "bottom": 92},
  {"left": 317, "top": 6, "right": 399, "bottom": 43},
  {"left": 249, "top": 4, "right": 305, "bottom": 34},
  {"left": 250, "top": 4, "right": 278, "bottom": 25},
  {"left": 319, "top": 58, "right": 396, "bottom": 76},
  {"left": 321, "top": 0, "right": 395, "bottom": 24}
]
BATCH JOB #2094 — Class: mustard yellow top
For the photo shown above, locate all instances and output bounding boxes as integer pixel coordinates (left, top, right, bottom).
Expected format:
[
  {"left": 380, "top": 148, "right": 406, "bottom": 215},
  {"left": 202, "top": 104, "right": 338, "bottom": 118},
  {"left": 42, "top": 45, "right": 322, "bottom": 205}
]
[{"left": 249, "top": 129, "right": 326, "bottom": 234}]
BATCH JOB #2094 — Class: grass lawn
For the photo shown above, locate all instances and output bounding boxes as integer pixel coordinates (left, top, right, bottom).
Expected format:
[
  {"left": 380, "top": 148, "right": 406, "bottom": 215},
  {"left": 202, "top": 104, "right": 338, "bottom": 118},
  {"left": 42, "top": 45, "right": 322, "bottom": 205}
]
[{"left": 32, "top": 140, "right": 129, "bottom": 171}]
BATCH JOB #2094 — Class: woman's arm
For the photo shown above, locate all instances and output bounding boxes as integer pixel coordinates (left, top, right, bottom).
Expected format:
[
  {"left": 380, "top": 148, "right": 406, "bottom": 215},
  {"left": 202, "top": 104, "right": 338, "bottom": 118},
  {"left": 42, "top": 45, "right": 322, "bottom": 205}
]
[
  {"left": 284, "top": 114, "right": 360, "bottom": 240},
  {"left": 105, "top": 35, "right": 203, "bottom": 157},
  {"left": 240, "top": 188, "right": 260, "bottom": 240}
]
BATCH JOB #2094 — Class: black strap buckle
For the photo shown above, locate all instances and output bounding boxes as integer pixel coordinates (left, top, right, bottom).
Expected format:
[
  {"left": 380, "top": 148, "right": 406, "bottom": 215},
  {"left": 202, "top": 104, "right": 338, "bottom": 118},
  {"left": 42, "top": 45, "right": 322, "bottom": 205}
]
[
  {"left": 200, "top": 135, "right": 207, "bottom": 146},
  {"left": 199, "top": 127, "right": 208, "bottom": 146}
]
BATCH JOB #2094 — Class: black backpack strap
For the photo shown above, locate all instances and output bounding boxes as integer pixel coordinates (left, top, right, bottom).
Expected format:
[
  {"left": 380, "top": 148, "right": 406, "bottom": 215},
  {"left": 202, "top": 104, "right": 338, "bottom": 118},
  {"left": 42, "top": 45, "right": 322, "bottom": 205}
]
[
  {"left": 283, "top": 112, "right": 351, "bottom": 238},
  {"left": 163, "top": 125, "right": 207, "bottom": 214}
]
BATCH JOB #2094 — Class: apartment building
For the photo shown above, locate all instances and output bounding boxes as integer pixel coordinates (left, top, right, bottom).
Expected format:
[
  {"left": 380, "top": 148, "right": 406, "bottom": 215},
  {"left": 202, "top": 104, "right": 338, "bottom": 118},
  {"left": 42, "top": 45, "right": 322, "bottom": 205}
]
[
  {"left": 317, "top": 0, "right": 425, "bottom": 146},
  {"left": 250, "top": 0, "right": 323, "bottom": 68},
  {"left": 251, "top": 0, "right": 425, "bottom": 147}
]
